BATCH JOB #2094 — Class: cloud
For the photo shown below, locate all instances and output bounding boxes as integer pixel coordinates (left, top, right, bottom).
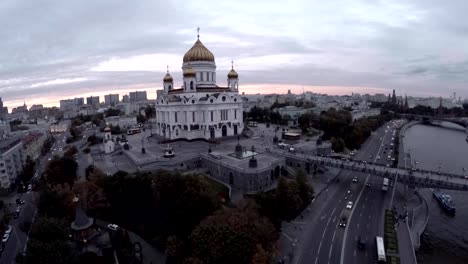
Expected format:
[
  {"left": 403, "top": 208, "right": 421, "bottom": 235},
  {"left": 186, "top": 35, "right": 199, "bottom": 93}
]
[{"left": 1, "top": 0, "right": 468, "bottom": 107}]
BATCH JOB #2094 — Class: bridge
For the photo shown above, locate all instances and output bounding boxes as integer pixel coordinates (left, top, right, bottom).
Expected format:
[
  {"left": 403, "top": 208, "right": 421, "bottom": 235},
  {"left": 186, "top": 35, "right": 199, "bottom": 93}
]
[
  {"left": 401, "top": 113, "right": 468, "bottom": 129},
  {"left": 274, "top": 151, "right": 468, "bottom": 191}
]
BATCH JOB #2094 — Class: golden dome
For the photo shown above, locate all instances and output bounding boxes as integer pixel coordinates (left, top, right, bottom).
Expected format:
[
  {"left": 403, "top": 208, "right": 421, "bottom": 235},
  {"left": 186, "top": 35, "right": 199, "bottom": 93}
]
[
  {"left": 183, "top": 66, "right": 196, "bottom": 78},
  {"left": 183, "top": 39, "right": 215, "bottom": 63},
  {"left": 163, "top": 73, "right": 173, "bottom": 82},
  {"left": 228, "top": 68, "right": 238, "bottom": 79}
]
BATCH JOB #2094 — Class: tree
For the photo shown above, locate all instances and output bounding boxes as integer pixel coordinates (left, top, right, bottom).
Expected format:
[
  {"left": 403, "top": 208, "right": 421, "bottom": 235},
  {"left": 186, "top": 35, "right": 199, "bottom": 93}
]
[
  {"left": 63, "top": 146, "right": 78, "bottom": 158},
  {"left": 190, "top": 205, "right": 277, "bottom": 264},
  {"left": 298, "top": 112, "right": 318, "bottom": 132},
  {"left": 144, "top": 105, "right": 156, "bottom": 119},
  {"left": 275, "top": 177, "right": 302, "bottom": 220},
  {"left": 105, "top": 108, "right": 121, "bottom": 117},
  {"left": 72, "top": 180, "right": 108, "bottom": 214},
  {"left": 70, "top": 126, "right": 81, "bottom": 140},
  {"left": 296, "top": 170, "right": 314, "bottom": 204},
  {"left": 37, "top": 186, "right": 74, "bottom": 219},
  {"left": 23, "top": 217, "right": 76, "bottom": 264},
  {"left": 45, "top": 156, "right": 78, "bottom": 187},
  {"left": 19, "top": 156, "right": 36, "bottom": 184},
  {"left": 330, "top": 137, "right": 345, "bottom": 152}
]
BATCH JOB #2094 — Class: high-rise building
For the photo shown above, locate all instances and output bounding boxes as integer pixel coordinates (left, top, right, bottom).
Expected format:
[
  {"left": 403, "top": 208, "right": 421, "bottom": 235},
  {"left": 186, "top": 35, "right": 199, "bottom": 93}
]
[
  {"left": 129, "top": 91, "right": 147, "bottom": 102},
  {"left": 60, "top": 99, "right": 75, "bottom": 111},
  {"left": 0, "top": 97, "right": 7, "bottom": 119},
  {"left": 86, "top": 96, "right": 100, "bottom": 108},
  {"left": 104, "top": 94, "right": 119, "bottom": 106},
  {"left": 122, "top": 95, "right": 129, "bottom": 103},
  {"left": 74, "top": 97, "right": 84, "bottom": 107}
]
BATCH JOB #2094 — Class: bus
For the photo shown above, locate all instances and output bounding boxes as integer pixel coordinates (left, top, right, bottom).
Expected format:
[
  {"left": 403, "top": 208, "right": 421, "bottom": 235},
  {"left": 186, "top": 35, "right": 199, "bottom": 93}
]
[
  {"left": 376, "top": 236, "right": 386, "bottom": 263},
  {"left": 282, "top": 132, "right": 301, "bottom": 140},
  {"left": 382, "top": 178, "right": 389, "bottom": 191},
  {"left": 127, "top": 127, "right": 141, "bottom": 135}
]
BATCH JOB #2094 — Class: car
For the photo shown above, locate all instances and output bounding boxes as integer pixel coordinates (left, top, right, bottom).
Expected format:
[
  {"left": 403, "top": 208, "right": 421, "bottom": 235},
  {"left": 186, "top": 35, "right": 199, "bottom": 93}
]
[
  {"left": 4, "top": 225, "right": 12, "bottom": 235},
  {"left": 339, "top": 217, "right": 347, "bottom": 227},
  {"left": 48, "top": 158, "right": 52, "bottom": 161},
  {"left": 347, "top": 190, "right": 351, "bottom": 194},
  {"left": 2, "top": 234, "right": 9, "bottom": 243},
  {"left": 346, "top": 201, "right": 353, "bottom": 209},
  {"left": 352, "top": 178, "right": 358, "bottom": 183},
  {"left": 386, "top": 164, "right": 390, "bottom": 167},
  {"left": 366, "top": 183, "right": 371, "bottom": 188},
  {"left": 369, "top": 155, "right": 373, "bottom": 159},
  {"left": 107, "top": 224, "right": 119, "bottom": 231},
  {"left": 16, "top": 207, "right": 21, "bottom": 213},
  {"left": 27, "top": 184, "right": 32, "bottom": 191},
  {"left": 15, "top": 199, "right": 25, "bottom": 205},
  {"left": 377, "top": 156, "right": 381, "bottom": 160},
  {"left": 358, "top": 236, "right": 367, "bottom": 249}
]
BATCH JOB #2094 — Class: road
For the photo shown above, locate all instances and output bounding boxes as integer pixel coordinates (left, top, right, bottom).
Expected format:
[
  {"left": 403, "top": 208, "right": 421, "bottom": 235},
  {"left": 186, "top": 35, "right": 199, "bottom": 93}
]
[
  {"left": 293, "top": 120, "right": 402, "bottom": 264},
  {"left": 342, "top": 120, "right": 401, "bottom": 264},
  {"left": 290, "top": 120, "right": 400, "bottom": 264},
  {"left": 0, "top": 129, "right": 93, "bottom": 264}
]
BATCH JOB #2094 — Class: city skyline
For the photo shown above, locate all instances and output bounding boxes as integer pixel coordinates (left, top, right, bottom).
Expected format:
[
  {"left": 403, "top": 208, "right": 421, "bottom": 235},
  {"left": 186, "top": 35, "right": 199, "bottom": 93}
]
[{"left": 2, "top": 1, "right": 468, "bottom": 108}]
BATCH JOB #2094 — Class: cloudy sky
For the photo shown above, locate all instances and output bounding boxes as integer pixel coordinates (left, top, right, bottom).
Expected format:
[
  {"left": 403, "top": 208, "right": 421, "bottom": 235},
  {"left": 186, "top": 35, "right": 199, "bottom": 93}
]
[{"left": 1, "top": 0, "right": 468, "bottom": 108}]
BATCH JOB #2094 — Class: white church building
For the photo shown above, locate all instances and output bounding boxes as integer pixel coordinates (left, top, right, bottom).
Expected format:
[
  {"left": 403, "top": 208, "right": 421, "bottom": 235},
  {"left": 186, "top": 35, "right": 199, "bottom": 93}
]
[{"left": 154, "top": 32, "right": 244, "bottom": 140}]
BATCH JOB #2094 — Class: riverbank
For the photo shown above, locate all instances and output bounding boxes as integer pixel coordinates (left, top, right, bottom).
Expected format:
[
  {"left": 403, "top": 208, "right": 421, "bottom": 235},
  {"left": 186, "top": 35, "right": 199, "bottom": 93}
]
[{"left": 397, "top": 120, "right": 430, "bottom": 255}]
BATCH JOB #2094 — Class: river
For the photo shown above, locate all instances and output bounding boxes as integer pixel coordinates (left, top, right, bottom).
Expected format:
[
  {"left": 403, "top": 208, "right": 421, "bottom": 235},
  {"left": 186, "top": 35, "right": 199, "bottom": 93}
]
[{"left": 402, "top": 122, "right": 468, "bottom": 264}]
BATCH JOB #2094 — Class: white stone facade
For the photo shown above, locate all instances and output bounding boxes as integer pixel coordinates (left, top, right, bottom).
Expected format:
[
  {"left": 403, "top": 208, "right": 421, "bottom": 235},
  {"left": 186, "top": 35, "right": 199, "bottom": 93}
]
[{"left": 154, "top": 36, "right": 244, "bottom": 140}]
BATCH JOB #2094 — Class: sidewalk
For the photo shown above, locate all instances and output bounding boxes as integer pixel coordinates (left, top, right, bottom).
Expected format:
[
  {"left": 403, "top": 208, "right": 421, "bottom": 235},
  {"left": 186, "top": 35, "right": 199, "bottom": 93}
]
[{"left": 392, "top": 184, "right": 420, "bottom": 264}]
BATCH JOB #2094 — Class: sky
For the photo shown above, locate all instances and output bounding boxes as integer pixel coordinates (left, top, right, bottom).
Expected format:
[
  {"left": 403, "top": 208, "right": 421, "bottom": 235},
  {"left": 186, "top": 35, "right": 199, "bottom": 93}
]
[{"left": 1, "top": 0, "right": 468, "bottom": 109}]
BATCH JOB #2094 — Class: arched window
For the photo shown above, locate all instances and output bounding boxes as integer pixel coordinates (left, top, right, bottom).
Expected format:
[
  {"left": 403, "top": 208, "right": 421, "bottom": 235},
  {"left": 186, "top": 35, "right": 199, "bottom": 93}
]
[
  {"left": 168, "top": 85, "right": 172, "bottom": 90},
  {"left": 190, "top": 81, "right": 194, "bottom": 90}
]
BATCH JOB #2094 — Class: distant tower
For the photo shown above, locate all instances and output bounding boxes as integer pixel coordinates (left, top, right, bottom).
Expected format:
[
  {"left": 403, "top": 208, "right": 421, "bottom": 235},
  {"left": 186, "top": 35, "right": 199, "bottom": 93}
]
[
  {"left": 404, "top": 95, "right": 409, "bottom": 110},
  {"left": 163, "top": 66, "right": 174, "bottom": 94},
  {"left": 391, "top": 90, "right": 397, "bottom": 105},
  {"left": 227, "top": 60, "right": 239, "bottom": 90},
  {"left": 388, "top": 93, "right": 391, "bottom": 102}
]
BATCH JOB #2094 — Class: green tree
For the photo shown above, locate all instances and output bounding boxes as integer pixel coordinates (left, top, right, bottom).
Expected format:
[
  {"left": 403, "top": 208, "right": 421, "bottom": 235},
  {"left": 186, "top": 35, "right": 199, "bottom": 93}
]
[
  {"left": 37, "top": 187, "right": 73, "bottom": 219},
  {"left": 19, "top": 156, "right": 36, "bottom": 184},
  {"left": 63, "top": 146, "right": 78, "bottom": 158},
  {"left": 190, "top": 205, "right": 277, "bottom": 264},
  {"left": 330, "top": 137, "right": 345, "bottom": 152},
  {"left": 23, "top": 217, "right": 76, "bottom": 264},
  {"left": 296, "top": 170, "right": 314, "bottom": 204},
  {"left": 105, "top": 108, "right": 121, "bottom": 117},
  {"left": 45, "top": 157, "right": 78, "bottom": 187}
]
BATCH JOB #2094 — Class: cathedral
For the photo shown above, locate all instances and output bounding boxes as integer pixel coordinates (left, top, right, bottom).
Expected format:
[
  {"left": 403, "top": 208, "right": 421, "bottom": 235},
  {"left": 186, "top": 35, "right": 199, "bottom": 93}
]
[{"left": 154, "top": 31, "right": 244, "bottom": 140}]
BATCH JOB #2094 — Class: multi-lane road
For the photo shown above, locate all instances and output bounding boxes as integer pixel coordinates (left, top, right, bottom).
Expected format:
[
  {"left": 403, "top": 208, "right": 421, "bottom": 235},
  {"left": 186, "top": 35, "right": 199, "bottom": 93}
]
[{"left": 295, "top": 120, "right": 403, "bottom": 264}]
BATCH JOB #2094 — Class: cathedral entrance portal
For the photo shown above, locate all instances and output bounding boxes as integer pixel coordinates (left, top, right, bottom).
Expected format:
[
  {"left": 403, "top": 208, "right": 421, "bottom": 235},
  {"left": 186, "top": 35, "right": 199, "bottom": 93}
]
[{"left": 222, "top": 125, "right": 227, "bottom": 137}]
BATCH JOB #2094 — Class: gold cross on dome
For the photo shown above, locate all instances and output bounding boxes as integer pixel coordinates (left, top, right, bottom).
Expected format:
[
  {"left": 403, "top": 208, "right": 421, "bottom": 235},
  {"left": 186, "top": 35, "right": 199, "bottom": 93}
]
[{"left": 197, "top": 27, "right": 200, "bottom": 39}]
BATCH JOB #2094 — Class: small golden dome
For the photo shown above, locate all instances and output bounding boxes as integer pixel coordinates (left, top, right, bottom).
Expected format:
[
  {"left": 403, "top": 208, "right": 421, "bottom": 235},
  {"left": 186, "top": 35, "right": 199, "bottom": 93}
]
[
  {"left": 163, "top": 73, "right": 173, "bottom": 82},
  {"left": 228, "top": 68, "right": 238, "bottom": 79},
  {"left": 183, "top": 39, "right": 215, "bottom": 63},
  {"left": 183, "top": 66, "right": 196, "bottom": 78}
]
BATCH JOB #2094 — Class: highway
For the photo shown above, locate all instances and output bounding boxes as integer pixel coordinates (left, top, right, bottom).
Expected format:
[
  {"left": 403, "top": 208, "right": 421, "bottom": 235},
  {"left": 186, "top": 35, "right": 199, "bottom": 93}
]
[
  {"left": 293, "top": 120, "right": 402, "bottom": 264},
  {"left": 294, "top": 120, "right": 402, "bottom": 264},
  {"left": 342, "top": 120, "right": 401, "bottom": 264}
]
